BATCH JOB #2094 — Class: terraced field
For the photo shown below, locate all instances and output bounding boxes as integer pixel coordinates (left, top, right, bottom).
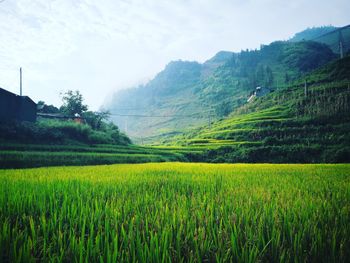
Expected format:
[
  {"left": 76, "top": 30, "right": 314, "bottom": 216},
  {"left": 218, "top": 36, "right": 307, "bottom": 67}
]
[
  {"left": 163, "top": 79, "right": 350, "bottom": 163},
  {"left": 0, "top": 143, "right": 195, "bottom": 168},
  {"left": 181, "top": 107, "right": 290, "bottom": 145},
  {"left": 1, "top": 163, "right": 349, "bottom": 262}
]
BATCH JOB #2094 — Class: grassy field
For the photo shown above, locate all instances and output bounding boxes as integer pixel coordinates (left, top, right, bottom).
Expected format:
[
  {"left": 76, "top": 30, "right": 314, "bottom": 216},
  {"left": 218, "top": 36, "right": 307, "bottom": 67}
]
[{"left": 0, "top": 163, "right": 349, "bottom": 262}]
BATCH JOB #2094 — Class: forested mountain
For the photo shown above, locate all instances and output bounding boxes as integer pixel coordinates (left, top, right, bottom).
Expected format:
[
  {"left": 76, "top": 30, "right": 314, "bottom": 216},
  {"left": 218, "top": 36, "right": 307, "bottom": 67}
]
[
  {"left": 289, "top": 26, "right": 337, "bottom": 42},
  {"left": 290, "top": 25, "right": 350, "bottom": 54},
  {"left": 165, "top": 55, "right": 350, "bottom": 163},
  {"left": 106, "top": 39, "right": 337, "bottom": 142}
]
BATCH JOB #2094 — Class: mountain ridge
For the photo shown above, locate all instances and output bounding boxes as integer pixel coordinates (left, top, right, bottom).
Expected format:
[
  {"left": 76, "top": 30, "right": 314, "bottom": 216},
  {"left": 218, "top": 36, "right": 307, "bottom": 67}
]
[
  {"left": 165, "top": 55, "right": 350, "bottom": 163},
  {"left": 105, "top": 25, "right": 348, "bottom": 143}
]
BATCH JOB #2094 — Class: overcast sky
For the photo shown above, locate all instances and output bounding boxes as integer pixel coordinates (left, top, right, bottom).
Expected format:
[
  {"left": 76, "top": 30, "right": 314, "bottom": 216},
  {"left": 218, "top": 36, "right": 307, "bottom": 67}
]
[{"left": 0, "top": 0, "right": 349, "bottom": 110}]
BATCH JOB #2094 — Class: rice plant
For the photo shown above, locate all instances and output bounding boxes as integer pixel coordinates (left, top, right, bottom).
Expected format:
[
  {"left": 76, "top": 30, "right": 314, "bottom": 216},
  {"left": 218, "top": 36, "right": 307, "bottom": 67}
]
[{"left": 0, "top": 163, "right": 349, "bottom": 262}]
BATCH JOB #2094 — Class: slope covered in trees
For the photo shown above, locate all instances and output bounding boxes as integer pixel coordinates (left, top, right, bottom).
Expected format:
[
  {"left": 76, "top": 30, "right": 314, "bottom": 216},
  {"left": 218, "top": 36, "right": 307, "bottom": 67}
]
[
  {"left": 107, "top": 40, "right": 336, "bottom": 142},
  {"left": 289, "top": 26, "right": 337, "bottom": 42},
  {"left": 165, "top": 56, "right": 350, "bottom": 163},
  {"left": 290, "top": 25, "right": 350, "bottom": 55}
]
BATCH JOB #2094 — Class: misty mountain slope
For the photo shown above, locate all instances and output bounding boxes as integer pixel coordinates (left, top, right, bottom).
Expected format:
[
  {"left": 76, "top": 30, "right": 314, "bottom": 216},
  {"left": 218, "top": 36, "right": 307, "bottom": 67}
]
[
  {"left": 195, "top": 41, "right": 335, "bottom": 113},
  {"left": 166, "top": 56, "right": 350, "bottom": 163},
  {"left": 290, "top": 25, "right": 350, "bottom": 55},
  {"left": 106, "top": 60, "right": 207, "bottom": 140},
  {"left": 106, "top": 39, "right": 337, "bottom": 143},
  {"left": 290, "top": 26, "right": 337, "bottom": 42}
]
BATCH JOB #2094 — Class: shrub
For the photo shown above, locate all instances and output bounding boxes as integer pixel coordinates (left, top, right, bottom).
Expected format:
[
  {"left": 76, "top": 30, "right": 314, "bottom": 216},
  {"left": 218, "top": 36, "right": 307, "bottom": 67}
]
[{"left": 0, "top": 120, "right": 131, "bottom": 146}]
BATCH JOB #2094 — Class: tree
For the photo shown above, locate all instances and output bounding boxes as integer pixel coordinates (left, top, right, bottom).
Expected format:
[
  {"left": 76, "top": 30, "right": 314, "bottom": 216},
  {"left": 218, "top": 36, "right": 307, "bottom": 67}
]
[
  {"left": 60, "top": 90, "right": 88, "bottom": 116},
  {"left": 37, "top": 101, "right": 60, "bottom": 114},
  {"left": 83, "top": 110, "right": 111, "bottom": 130}
]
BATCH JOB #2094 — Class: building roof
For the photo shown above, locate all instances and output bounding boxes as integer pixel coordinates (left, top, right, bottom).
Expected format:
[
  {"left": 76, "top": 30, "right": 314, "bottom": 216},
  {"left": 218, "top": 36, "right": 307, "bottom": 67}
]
[{"left": 0, "top": 87, "right": 36, "bottom": 105}]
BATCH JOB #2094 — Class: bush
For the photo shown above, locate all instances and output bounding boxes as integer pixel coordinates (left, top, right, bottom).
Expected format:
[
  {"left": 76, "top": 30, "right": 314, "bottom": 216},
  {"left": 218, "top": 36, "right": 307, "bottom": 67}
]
[{"left": 0, "top": 120, "right": 131, "bottom": 146}]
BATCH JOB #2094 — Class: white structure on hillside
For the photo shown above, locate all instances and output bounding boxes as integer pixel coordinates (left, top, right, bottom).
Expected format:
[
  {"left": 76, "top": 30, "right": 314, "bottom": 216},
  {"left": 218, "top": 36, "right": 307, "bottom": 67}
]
[{"left": 247, "top": 87, "right": 271, "bottom": 102}]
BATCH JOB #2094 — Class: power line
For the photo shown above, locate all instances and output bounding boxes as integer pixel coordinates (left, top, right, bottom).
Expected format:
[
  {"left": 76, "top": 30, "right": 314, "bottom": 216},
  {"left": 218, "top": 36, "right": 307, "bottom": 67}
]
[
  {"left": 110, "top": 108, "right": 147, "bottom": 110},
  {"left": 311, "top": 25, "right": 350, "bottom": 41},
  {"left": 109, "top": 113, "right": 206, "bottom": 118}
]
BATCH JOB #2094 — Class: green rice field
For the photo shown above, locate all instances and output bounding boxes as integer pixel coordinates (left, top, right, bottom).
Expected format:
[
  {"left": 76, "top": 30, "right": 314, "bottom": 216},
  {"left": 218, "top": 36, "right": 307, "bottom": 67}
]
[
  {"left": 0, "top": 163, "right": 349, "bottom": 262},
  {"left": 0, "top": 143, "right": 194, "bottom": 168}
]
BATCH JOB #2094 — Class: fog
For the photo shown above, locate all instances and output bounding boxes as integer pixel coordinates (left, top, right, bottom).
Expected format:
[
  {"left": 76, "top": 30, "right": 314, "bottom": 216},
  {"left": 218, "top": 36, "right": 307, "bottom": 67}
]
[{"left": 0, "top": 0, "right": 349, "bottom": 110}]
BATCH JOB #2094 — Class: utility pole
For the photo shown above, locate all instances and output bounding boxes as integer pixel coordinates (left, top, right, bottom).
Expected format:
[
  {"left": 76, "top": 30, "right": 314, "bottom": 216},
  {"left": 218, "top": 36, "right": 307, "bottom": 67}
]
[
  {"left": 304, "top": 79, "right": 308, "bottom": 97},
  {"left": 124, "top": 117, "right": 128, "bottom": 134},
  {"left": 339, "top": 30, "right": 344, "bottom": 59},
  {"left": 208, "top": 114, "right": 211, "bottom": 129},
  {"left": 339, "top": 41, "right": 344, "bottom": 59},
  {"left": 20, "top": 67, "right": 22, "bottom": 96}
]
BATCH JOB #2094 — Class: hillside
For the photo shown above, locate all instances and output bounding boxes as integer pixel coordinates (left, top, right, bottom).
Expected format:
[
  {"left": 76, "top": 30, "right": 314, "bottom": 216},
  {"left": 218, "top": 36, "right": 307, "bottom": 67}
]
[
  {"left": 290, "top": 26, "right": 337, "bottom": 41},
  {"left": 290, "top": 25, "right": 350, "bottom": 55},
  {"left": 106, "top": 40, "right": 337, "bottom": 142},
  {"left": 164, "top": 56, "right": 350, "bottom": 163}
]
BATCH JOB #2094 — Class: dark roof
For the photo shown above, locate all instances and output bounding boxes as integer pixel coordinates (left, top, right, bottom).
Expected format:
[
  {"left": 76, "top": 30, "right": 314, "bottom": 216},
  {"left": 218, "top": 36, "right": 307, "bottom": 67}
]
[
  {"left": 0, "top": 87, "right": 16, "bottom": 96},
  {"left": 0, "top": 87, "right": 36, "bottom": 105},
  {"left": 20, "top": 96, "right": 36, "bottom": 105}
]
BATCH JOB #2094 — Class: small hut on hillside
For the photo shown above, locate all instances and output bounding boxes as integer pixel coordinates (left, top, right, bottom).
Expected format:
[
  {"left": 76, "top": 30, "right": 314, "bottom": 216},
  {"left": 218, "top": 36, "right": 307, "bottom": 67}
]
[{"left": 247, "top": 87, "right": 271, "bottom": 102}]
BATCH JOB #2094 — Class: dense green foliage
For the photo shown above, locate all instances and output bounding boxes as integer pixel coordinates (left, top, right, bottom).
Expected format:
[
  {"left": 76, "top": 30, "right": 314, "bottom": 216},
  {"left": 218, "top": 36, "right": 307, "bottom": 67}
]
[
  {"left": 0, "top": 143, "right": 188, "bottom": 168},
  {"left": 289, "top": 26, "right": 337, "bottom": 42},
  {"left": 1, "top": 163, "right": 349, "bottom": 262},
  {"left": 0, "top": 151, "right": 179, "bottom": 168},
  {"left": 164, "top": 56, "right": 350, "bottom": 163},
  {"left": 37, "top": 101, "right": 60, "bottom": 114},
  {"left": 60, "top": 90, "right": 88, "bottom": 116},
  {"left": 0, "top": 119, "right": 131, "bottom": 146},
  {"left": 34, "top": 90, "right": 129, "bottom": 145},
  {"left": 289, "top": 25, "right": 350, "bottom": 55}
]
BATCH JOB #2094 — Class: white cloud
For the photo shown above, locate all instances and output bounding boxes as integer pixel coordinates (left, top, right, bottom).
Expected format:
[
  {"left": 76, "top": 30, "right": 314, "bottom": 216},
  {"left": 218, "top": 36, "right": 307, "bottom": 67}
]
[{"left": 0, "top": 0, "right": 349, "bottom": 109}]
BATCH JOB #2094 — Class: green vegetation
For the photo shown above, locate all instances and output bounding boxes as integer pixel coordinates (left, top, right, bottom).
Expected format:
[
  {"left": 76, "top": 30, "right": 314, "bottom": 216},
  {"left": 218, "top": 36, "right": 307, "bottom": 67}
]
[
  {"left": 289, "top": 26, "right": 337, "bottom": 42},
  {"left": 163, "top": 56, "right": 350, "bottom": 163},
  {"left": 59, "top": 90, "right": 88, "bottom": 116},
  {"left": 107, "top": 39, "right": 337, "bottom": 141},
  {"left": 294, "top": 25, "right": 350, "bottom": 55},
  {"left": 0, "top": 89, "right": 137, "bottom": 168},
  {"left": 0, "top": 119, "right": 130, "bottom": 146},
  {"left": 0, "top": 26, "right": 349, "bottom": 263},
  {"left": 0, "top": 150, "right": 181, "bottom": 169},
  {"left": 0, "top": 143, "right": 188, "bottom": 168},
  {"left": 1, "top": 27, "right": 349, "bottom": 167},
  {"left": 0, "top": 163, "right": 349, "bottom": 262},
  {"left": 105, "top": 25, "right": 350, "bottom": 142},
  {"left": 0, "top": 86, "right": 200, "bottom": 168},
  {"left": 3, "top": 56, "right": 349, "bottom": 167},
  {"left": 2, "top": 89, "right": 131, "bottom": 146},
  {"left": 289, "top": 25, "right": 350, "bottom": 55}
]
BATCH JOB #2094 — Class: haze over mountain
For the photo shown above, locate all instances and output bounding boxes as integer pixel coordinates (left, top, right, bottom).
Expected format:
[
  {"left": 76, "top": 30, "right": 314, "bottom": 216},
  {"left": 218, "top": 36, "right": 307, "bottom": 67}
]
[
  {"left": 106, "top": 26, "right": 348, "bottom": 142},
  {"left": 1, "top": 0, "right": 350, "bottom": 110},
  {"left": 168, "top": 56, "right": 350, "bottom": 163}
]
